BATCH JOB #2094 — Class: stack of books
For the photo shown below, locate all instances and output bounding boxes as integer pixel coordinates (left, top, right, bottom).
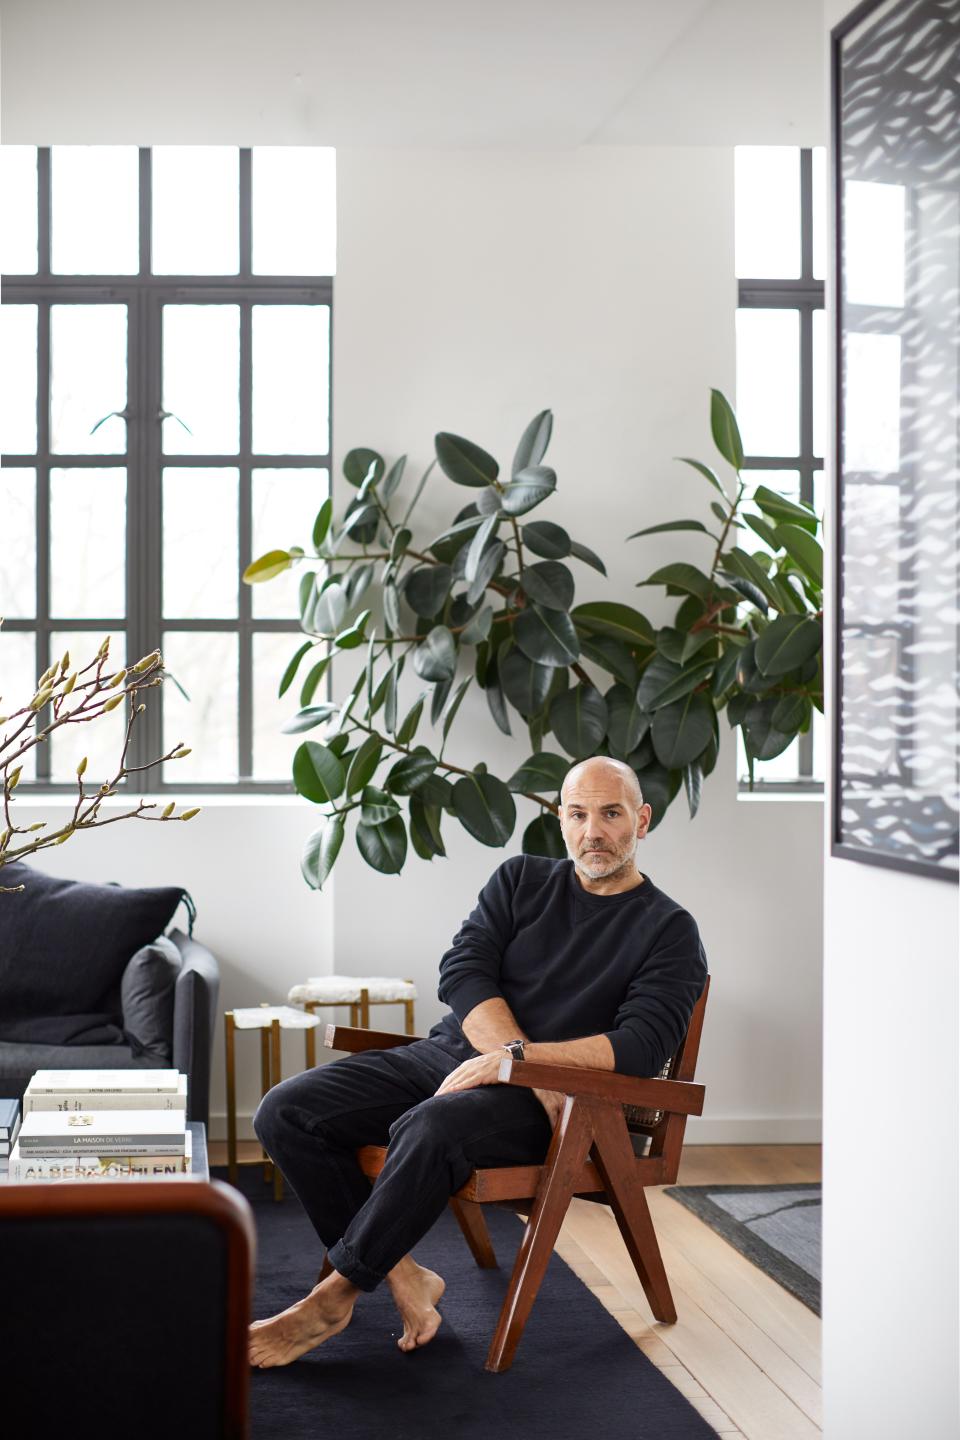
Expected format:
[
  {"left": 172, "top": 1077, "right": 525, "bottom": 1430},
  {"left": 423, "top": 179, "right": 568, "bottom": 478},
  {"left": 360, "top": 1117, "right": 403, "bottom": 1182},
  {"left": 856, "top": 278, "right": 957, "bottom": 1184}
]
[
  {"left": 0, "top": 1098, "right": 22, "bottom": 1178},
  {"left": 8, "top": 1070, "right": 190, "bottom": 1182}
]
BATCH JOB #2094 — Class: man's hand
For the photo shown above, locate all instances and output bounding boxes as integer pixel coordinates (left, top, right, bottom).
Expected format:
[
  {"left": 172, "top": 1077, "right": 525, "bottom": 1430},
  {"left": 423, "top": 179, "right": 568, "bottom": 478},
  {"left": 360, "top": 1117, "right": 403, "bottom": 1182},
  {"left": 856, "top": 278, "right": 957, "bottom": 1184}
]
[
  {"left": 434, "top": 1052, "right": 503, "bottom": 1096},
  {"left": 533, "top": 1088, "right": 566, "bottom": 1130}
]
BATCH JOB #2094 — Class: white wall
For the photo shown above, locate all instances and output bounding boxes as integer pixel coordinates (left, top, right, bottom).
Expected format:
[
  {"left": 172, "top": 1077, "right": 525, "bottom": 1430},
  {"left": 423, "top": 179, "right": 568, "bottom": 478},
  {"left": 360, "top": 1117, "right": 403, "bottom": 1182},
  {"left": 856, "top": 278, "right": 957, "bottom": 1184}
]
[
  {"left": 820, "top": 2, "right": 960, "bottom": 1435},
  {"left": 331, "top": 145, "right": 824, "bottom": 1145}
]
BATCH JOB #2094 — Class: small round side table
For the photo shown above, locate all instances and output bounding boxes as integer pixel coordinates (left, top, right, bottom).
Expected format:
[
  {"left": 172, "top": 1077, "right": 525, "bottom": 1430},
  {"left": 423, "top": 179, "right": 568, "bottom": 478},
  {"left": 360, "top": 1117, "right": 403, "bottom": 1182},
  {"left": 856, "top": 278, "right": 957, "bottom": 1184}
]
[
  {"left": 287, "top": 976, "right": 418, "bottom": 1035},
  {"left": 224, "top": 1003, "right": 321, "bottom": 1200}
]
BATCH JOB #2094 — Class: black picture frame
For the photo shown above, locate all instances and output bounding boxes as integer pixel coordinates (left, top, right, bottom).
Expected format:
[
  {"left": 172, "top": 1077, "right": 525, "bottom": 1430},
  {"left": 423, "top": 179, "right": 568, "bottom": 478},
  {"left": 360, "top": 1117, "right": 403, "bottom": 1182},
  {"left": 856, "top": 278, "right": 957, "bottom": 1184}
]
[{"left": 831, "top": 0, "right": 960, "bottom": 882}]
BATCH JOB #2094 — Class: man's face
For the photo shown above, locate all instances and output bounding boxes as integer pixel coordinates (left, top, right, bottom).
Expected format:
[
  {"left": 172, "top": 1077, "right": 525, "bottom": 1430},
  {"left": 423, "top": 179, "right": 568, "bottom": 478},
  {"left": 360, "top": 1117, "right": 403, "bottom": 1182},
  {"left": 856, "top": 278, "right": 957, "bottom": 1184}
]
[{"left": 558, "top": 768, "right": 652, "bottom": 882}]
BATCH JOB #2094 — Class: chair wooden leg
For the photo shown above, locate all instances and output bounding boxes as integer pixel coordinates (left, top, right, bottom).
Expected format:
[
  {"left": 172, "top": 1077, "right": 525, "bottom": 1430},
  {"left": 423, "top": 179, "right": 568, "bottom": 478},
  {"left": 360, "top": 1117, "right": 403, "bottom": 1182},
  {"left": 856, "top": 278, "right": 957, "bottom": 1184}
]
[
  {"left": 485, "top": 1097, "right": 594, "bottom": 1373},
  {"left": 589, "top": 1102, "right": 677, "bottom": 1324},
  {"left": 449, "top": 1198, "right": 498, "bottom": 1269}
]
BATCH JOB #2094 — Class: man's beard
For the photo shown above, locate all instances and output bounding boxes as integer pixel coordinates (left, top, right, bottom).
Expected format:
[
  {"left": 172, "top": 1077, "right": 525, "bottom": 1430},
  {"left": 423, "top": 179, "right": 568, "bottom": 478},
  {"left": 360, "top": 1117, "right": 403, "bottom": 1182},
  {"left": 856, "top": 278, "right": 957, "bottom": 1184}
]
[{"left": 568, "top": 837, "right": 637, "bottom": 881}]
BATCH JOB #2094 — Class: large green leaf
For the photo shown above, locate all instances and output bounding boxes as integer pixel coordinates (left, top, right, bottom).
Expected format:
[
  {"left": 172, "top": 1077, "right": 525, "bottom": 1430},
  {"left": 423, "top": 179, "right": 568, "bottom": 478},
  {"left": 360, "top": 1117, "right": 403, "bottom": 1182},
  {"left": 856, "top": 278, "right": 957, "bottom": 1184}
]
[
  {"left": 381, "top": 455, "right": 407, "bottom": 501},
  {"left": 356, "top": 815, "right": 408, "bottom": 874},
  {"left": 520, "top": 561, "right": 575, "bottom": 612},
  {"left": 429, "top": 677, "right": 453, "bottom": 726},
  {"left": 721, "top": 573, "right": 770, "bottom": 613},
  {"left": 334, "top": 609, "right": 371, "bottom": 650},
  {"left": 522, "top": 812, "right": 566, "bottom": 858},
  {"left": 571, "top": 602, "right": 654, "bottom": 647},
  {"left": 359, "top": 785, "right": 400, "bottom": 825},
  {"left": 441, "top": 677, "right": 472, "bottom": 742},
  {"left": 772, "top": 693, "right": 812, "bottom": 733},
  {"left": 549, "top": 684, "right": 608, "bottom": 757},
  {"left": 735, "top": 642, "right": 778, "bottom": 694},
  {"left": 743, "top": 512, "right": 779, "bottom": 549},
  {"left": 774, "top": 523, "right": 823, "bottom": 588},
  {"left": 460, "top": 605, "right": 493, "bottom": 644},
  {"left": 484, "top": 656, "right": 512, "bottom": 736},
  {"left": 683, "top": 761, "right": 703, "bottom": 819},
  {"left": 435, "top": 432, "right": 499, "bottom": 488},
  {"left": 513, "top": 410, "right": 553, "bottom": 475},
  {"left": 300, "top": 657, "right": 330, "bottom": 707},
  {"left": 643, "top": 658, "right": 715, "bottom": 712},
  {"left": 340, "top": 499, "right": 379, "bottom": 545},
  {"left": 499, "top": 647, "right": 555, "bottom": 716},
  {"left": 343, "top": 447, "right": 384, "bottom": 488},
  {"left": 396, "top": 694, "right": 426, "bottom": 746},
  {"left": 515, "top": 605, "right": 580, "bottom": 666},
  {"left": 409, "top": 796, "right": 445, "bottom": 859},
  {"left": 579, "top": 634, "right": 640, "bottom": 686},
  {"left": 680, "top": 629, "right": 717, "bottom": 666},
  {"left": 721, "top": 549, "right": 784, "bottom": 611},
  {"left": 636, "top": 654, "right": 681, "bottom": 710},
  {"left": 711, "top": 643, "right": 742, "bottom": 697},
  {"left": 313, "top": 581, "right": 348, "bottom": 635},
  {"left": 312, "top": 497, "right": 333, "bottom": 549},
  {"left": 452, "top": 772, "right": 516, "bottom": 846},
  {"left": 753, "top": 484, "right": 817, "bottom": 535},
  {"left": 638, "top": 563, "right": 713, "bottom": 602},
  {"left": 383, "top": 580, "right": 401, "bottom": 634},
  {"left": 300, "top": 816, "right": 344, "bottom": 890},
  {"left": 710, "top": 388, "right": 744, "bottom": 470},
  {"left": 412, "top": 625, "right": 457, "bottom": 683},
  {"left": 755, "top": 615, "right": 823, "bottom": 677},
  {"left": 279, "top": 641, "right": 314, "bottom": 698},
  {"left": 464, "top": 514, "right": 499, "bottom": 584},
  {"left": 467, "top": 540, "right": 506, "bottom": 605},
  {"left": 568, "top": 540, "right": 606, "bottom": 575},
  {"left": 292, "top": 741, "right": 345, "bottom": 803},
  {"left": 605, "top": 683, "right": 649, "bottom": 756},
  {"left": 628, "top": 519, "right": 714, "bottom": 540},
  {"left": 507, "top": 751, "right": 570, "bottom": 795},
  {"left": 522, "top": 519, "right": 571, "bottom": 559},
  {"left": 243, "top": 549, "right": 293, "bottom": 584},
  {"left": 346, "top": 735, "right": 382, "bottom": 795},
  {"left": 404, "top": 564, "right": 452, "bottom": 619},
  {"left": 385, "top": 747, "right": 437, "bottom": 795},
  {"left": 281, "top": 703, "right": 338, "bottom": 734},
  {"left": 500, "top": 465, "right": 556, "bottom": 515},
  {"left": 651, "top": 692, "right": 715, "bottom": 769},
  {"left": 743, "top": 698, "right": 795, "bottom": 760},
  {"left": 634, "top": 762, "right": 675, "bottom": 832}
]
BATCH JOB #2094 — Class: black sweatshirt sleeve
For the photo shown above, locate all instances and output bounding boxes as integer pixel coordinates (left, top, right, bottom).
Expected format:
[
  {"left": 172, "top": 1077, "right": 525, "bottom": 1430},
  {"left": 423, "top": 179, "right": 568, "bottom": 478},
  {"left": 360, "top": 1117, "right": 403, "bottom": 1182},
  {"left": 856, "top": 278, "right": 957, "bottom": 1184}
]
[
  {"left": 436, "top": 858, "right": 521, "bottom": 1022},
  {"left": 603, "top": 911, "right": 708, "bottom": 1077}
]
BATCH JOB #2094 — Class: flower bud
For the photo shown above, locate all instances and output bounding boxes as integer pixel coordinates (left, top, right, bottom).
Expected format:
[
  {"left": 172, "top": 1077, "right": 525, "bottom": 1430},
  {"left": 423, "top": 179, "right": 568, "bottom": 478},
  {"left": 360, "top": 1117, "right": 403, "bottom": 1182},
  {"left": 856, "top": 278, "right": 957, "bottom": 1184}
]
[
  {"left": 137, "top": 703, "right": 145, "bottom": 713},
  {"left": 7, "top": 767, "right": 22, "bottom": 791},
  {"left": 77, "top": 757, "right": 88, "bottom": 778},
  {"left": 60, "top": 651, "right": 70, "bottom": 673},
  {"left": 180, "top": 807, "right": 201, "bottom": 821},
  {"left": 98, "top": 637, "right": 111, "bottom": 657},
  {"left": 173, "top": 747, "right": 192, "bottom": 759},
  {"left": 161, "top": 802, "right": 175, "bottom": 818},
  {"left": 63, "top": 673, "right": 78, "bottom": 695},
  {"left": 29, "top": 687, "right": 53, "bottom": 710},
  {"left": 102, "top": 694, "right": 125, "bottom": 712},
  {"left": 132, "top": 651, "right": 161, "bottom": 674},
  {"left": 28, "top": 822, "right": 46, "bottom": 832},
  {"left": 39, "top": 664, "right": 57, "bottom": 687},
  {"left": 108, "top": 669, "right": 128, "bottom": 688}
]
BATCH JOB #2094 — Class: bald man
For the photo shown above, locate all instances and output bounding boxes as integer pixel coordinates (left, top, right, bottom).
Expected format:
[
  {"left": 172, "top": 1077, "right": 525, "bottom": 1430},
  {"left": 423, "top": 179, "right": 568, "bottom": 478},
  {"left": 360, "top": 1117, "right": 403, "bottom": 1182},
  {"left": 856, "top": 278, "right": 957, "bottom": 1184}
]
[{"left": 249, "top": 756, "right": 707, "bottom": 1368}]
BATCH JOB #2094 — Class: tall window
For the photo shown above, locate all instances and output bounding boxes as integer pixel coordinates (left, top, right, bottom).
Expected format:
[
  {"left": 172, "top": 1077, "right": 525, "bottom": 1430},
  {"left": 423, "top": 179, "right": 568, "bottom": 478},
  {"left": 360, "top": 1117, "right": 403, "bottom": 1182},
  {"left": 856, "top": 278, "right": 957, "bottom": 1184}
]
[
  {"left": 735, "top": 145, "right": 826, "bottom": 790},
  {"left": 0, "top": 145, "right": 334, "bottom": 792}
]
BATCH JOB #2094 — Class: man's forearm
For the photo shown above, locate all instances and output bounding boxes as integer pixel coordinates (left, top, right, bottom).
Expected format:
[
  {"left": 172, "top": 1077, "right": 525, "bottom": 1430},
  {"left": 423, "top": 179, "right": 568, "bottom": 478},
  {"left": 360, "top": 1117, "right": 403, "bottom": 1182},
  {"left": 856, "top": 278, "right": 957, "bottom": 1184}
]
[{"left": 460, "top": 1000, "right": 614, "bottom": 1071}]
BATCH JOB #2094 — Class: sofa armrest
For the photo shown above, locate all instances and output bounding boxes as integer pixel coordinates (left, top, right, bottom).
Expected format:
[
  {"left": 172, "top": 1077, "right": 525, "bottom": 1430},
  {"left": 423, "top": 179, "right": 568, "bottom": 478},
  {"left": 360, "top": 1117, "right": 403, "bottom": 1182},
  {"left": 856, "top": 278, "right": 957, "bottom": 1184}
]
[{"left": 168, "top": 928, "right": 219, "bottom": 1128}]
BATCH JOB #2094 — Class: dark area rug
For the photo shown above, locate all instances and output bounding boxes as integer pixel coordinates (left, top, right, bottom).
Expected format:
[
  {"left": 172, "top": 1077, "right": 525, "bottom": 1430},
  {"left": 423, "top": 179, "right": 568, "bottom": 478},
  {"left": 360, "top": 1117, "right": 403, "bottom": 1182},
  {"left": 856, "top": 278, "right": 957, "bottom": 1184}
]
[
  {"left": 666, "top": 1183, "right": 821, "bottom": 1314},
  {"left": 218, "top": 1166, "right": 718, "bottom": 1440}
]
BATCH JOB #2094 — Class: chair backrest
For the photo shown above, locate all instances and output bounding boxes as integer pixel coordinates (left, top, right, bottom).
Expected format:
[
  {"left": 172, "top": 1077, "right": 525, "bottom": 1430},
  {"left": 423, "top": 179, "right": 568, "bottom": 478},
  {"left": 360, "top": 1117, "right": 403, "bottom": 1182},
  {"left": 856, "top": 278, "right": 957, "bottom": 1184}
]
[
  {"left": 624, "top": 976, "right": 710, "bottom": 1182},
  {"left": 0, "top": 1179, "right": 254, "bottom": 1439}
]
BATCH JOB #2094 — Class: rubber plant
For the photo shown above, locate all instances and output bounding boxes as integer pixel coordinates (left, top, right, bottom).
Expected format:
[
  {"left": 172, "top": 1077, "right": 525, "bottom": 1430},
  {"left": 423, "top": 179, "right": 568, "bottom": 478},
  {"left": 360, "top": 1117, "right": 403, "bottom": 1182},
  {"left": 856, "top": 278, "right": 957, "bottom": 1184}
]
[{"left": 243, "top": 390, "right": 823, "bottom": 887}]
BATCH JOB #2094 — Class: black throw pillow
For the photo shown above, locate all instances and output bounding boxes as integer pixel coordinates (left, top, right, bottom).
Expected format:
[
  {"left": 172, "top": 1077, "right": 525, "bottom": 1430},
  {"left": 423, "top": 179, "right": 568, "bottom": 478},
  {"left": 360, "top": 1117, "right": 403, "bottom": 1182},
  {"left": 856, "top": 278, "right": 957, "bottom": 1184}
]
[
  {"left": 121, "top": 935, "right": 182, "bottom": 1060},
  {"left": 0, "top": 861, "right": 188, "bottom": 1035}
]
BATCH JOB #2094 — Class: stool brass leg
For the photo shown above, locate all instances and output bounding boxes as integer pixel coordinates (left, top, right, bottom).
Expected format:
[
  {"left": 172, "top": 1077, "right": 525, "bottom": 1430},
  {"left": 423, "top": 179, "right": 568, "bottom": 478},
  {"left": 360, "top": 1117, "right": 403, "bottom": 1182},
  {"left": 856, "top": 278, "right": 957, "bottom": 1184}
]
[
  {"left": 270, "top": 1018, "right": 284, "bottom": 1201},
  {"left": 349, "top": 1003, "right": 359, "bottom": 1027},
  {"left": 304, "top": 1002, "right": 317, "bottom": 1069},
  {"left": 405, "top": 999, "right": 415, "bottom": 1035},
  {"left": 225, "top": 1013, "right": 238, "bottom": 1184},
  {"left": 260, "top": 1028, "right": 273, "bottom": 1184},
  {"left": 360, "top": 987, "right": 370, "bottom": 1029}
]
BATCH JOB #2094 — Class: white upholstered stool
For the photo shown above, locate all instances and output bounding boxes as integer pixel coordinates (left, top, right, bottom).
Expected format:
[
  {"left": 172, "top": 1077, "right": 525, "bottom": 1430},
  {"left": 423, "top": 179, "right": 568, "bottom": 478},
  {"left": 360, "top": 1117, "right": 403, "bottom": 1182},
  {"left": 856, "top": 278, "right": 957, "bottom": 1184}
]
[{"left": 287, "top": 975, "right": 418, "bottom": 1035}]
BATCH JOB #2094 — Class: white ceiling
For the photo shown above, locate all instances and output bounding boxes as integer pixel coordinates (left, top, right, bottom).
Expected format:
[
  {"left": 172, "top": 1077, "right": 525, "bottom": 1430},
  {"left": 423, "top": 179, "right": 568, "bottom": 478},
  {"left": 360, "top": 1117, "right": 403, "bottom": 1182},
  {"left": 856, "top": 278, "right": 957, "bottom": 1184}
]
[{"left": 0, "top": 0, "right": 826, "bottom": 147}]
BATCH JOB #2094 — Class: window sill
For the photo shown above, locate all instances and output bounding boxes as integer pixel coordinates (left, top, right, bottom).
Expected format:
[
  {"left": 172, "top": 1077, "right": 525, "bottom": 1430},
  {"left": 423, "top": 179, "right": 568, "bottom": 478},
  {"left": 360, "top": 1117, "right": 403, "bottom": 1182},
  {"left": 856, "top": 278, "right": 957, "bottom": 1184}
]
[
  {"left": 10, "top": 791, "right": 305, "bottom": 808},
  {"left": 737, "top": 784, "right": 824, "bottom": 802}
]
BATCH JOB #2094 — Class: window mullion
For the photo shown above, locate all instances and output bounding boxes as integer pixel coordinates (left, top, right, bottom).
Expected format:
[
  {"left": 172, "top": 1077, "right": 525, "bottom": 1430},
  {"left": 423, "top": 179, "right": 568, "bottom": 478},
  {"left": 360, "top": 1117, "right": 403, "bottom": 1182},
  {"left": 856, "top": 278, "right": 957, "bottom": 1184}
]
[{"left": 238, "top": 300, "right": 253, "bottom": 780}]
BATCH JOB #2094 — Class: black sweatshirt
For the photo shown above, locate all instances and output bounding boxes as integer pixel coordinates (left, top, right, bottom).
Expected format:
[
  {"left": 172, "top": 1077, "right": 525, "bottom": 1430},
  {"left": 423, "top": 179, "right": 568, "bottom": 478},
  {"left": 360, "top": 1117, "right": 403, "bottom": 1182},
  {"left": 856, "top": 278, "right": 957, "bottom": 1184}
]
[{"left": 434, "top": 855, "right": 708, "bottom": 1078}]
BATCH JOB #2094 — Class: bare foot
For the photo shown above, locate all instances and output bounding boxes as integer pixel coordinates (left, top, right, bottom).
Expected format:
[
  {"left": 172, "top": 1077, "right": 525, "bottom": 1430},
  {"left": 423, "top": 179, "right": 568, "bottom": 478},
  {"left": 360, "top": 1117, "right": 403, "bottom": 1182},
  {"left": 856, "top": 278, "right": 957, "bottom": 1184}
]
[
  {"left": 249, "top": 1275, "right": 359, "bottom": 1368},
  {"left": 387, "top": 1256, "right": 446, "bottom": 1352}
]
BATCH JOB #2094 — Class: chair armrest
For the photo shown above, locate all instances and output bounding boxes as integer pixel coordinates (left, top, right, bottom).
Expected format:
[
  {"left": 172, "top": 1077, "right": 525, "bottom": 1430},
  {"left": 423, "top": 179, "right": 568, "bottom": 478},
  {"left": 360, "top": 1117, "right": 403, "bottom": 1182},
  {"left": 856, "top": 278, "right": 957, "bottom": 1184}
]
[
  {"left": 323, "top": 1024, "right": 422, "bottom": 1054},
  {"left": 497, "top": 1057, "right": 705, "bottom": 1117}
]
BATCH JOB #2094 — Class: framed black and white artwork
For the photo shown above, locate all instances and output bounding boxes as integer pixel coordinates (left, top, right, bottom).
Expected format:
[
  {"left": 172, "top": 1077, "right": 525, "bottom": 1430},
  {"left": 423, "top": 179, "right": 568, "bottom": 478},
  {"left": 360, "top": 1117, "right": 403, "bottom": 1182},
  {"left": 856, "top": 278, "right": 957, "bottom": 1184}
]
[{"left": 831, "top": 0, "right": 960, "bottom": 880}]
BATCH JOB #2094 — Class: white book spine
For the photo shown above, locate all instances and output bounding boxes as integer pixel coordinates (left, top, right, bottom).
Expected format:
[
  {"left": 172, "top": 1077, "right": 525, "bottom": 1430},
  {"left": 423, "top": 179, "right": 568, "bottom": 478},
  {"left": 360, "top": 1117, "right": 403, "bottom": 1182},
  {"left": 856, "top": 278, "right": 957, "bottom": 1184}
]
[
  {"left": 24, "top": 1090, "right": 187, "bottom": 1114},
  {"left": 8, "top": 1148, "right": 188, "bottom": 1180}
]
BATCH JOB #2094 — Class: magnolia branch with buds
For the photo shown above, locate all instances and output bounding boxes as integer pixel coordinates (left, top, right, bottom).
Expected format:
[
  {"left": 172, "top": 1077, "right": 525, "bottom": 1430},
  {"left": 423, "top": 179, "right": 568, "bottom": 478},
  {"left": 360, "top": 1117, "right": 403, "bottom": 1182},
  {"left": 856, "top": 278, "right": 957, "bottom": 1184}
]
[{"left": 0, "top": 629, "right": 201, "bottom": 894}]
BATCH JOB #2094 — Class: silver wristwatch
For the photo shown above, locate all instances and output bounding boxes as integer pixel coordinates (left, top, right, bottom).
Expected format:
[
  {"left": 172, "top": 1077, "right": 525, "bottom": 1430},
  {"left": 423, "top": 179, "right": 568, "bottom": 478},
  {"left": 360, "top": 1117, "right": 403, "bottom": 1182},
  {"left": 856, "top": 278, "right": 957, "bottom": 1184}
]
[{"left": 502, "top": 1038, "right": 526, "bottom": 1062}]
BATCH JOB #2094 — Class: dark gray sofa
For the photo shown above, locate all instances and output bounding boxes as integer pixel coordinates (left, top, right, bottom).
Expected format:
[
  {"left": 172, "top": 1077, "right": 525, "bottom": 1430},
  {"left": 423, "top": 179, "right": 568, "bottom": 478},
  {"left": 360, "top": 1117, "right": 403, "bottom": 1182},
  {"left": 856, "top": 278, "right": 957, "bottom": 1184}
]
[{"left": 0, "top": 927, "right": 219, "bottom": 1127}]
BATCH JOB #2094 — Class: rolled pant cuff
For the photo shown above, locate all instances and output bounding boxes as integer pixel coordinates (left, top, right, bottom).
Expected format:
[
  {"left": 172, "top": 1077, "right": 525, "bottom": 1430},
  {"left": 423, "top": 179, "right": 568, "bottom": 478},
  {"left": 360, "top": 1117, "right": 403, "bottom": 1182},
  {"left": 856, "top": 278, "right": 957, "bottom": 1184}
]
[{"left": 326, "top": 1239, "right": 385, "bottom": 1293}]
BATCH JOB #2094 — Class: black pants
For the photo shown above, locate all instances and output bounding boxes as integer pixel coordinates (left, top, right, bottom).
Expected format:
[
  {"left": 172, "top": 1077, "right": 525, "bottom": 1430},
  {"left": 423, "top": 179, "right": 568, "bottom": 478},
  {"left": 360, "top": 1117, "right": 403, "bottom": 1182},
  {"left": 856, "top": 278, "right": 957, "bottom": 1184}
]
[{"left": 253, "top": 1029, "right": 553, "bottom": 1292}]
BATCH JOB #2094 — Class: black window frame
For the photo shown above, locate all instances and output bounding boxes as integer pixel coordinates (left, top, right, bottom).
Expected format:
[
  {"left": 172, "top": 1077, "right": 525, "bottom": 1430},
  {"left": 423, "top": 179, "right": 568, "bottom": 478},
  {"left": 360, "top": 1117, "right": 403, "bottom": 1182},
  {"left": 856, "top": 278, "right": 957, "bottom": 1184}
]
[
  {"left": 1, "top": 145, "right": 333, "bottom": 794},
  {"left": 736, "top": 145, "right": 825, "bottom": 794}
]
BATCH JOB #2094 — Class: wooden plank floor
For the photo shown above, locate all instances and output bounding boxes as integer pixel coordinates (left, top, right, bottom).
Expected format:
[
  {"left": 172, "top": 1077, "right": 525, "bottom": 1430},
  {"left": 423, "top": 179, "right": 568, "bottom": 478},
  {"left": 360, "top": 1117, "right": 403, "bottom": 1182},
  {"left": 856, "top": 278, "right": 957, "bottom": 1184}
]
[{"left": 212, "top": 1141, "right": 822, "bottom": 1438}]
